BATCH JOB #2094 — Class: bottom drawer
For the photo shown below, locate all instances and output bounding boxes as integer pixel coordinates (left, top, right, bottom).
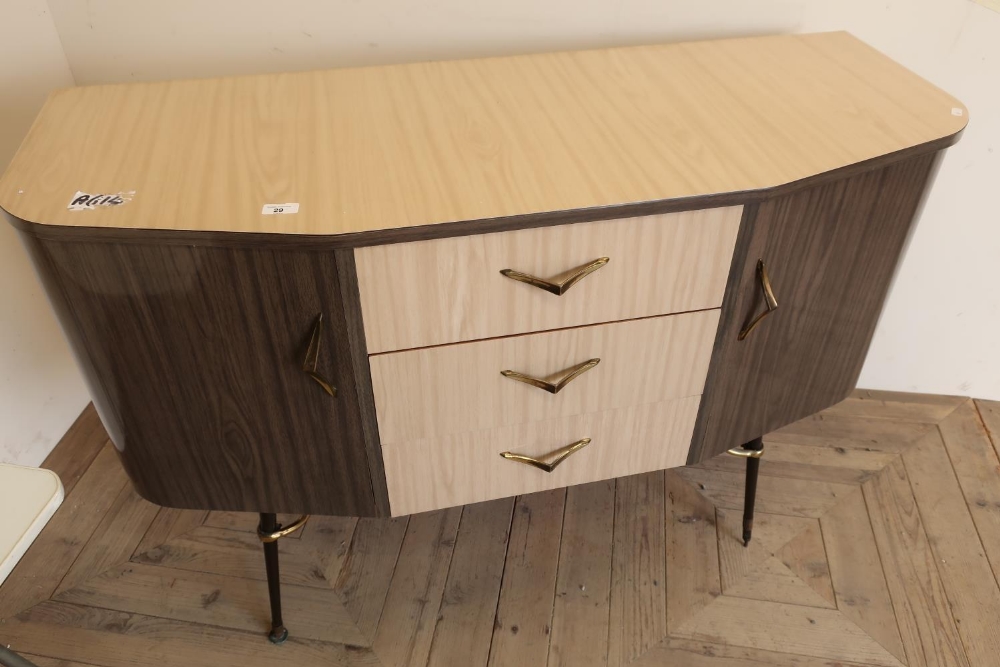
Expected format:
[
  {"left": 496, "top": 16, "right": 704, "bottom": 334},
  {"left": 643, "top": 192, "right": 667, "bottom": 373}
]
[{"left": 383, "top": 395, "right": 700, "bottom": 516}]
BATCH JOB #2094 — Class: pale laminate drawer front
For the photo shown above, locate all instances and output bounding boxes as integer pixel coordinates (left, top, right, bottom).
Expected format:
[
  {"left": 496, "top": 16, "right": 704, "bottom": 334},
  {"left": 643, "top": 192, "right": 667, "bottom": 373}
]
[
  {"left": 370, "top": 310, "right": 719, "bottom": 445},
  {"left": 354, "top": 206, "right": 742, "bottom": 353},
  {"left": 383, "top": 396, "right": 699, "bottom": 516}
]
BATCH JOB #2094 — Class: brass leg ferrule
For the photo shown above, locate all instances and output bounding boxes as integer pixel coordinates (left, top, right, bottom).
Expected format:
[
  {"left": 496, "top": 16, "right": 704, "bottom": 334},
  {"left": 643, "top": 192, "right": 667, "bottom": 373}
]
[
  {"left": 257, "top": 515, "right": 310, "bottom": 543},
  {"left": 727, "top": 444, "right": 765, "bottom": 459}
]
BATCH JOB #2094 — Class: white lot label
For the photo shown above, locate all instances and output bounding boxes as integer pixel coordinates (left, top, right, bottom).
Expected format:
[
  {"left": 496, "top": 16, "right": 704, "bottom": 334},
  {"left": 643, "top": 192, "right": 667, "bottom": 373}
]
[
  {"left": 68, "top": 191, "right": 135, "bottom": 210},
  {"left": 262, "top": 203, "right": 299, "bottom": 215}
]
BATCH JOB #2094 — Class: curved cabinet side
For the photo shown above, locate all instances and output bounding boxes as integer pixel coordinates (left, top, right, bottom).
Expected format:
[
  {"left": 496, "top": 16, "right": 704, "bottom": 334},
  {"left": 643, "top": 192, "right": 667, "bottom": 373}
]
[
  {"left": 688, "top": 151, "right": 941, "bottom": 463},
  {"left": 17, "top": 233, "right": 386, "bottom": 516}
]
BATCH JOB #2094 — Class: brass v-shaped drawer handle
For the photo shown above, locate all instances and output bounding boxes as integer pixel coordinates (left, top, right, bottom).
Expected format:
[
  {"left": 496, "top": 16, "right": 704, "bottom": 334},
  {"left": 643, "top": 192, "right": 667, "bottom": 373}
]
[
  {"left": 500, "top": 257, "right": 610, "bottom": 296},
  {"left": 500, "top": 438, "right": 591, "bottom": 472},
  {"left": 501, "top": 358, "right": 600, "bottom": 394},
  {"left": 738, "top": 259, "right": 779, "bottom": 341},
  {"left": 302, "top": 314, "right": 337, "bottom": 397}
]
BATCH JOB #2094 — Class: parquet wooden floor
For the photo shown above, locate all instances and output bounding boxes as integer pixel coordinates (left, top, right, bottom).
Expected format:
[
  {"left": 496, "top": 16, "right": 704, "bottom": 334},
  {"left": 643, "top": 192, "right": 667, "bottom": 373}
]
[{"left": 4, "top": 390, "right": 1000, "bottom": 666}]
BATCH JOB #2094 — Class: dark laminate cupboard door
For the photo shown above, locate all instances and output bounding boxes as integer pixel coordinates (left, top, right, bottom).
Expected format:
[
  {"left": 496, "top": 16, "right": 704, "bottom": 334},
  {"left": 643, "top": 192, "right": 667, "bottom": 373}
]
[
  {"left": 688, "top": 152, "right": 940, "bottom": 463},
  {"left": 21, "top": 238, "right": 386, "bottom": 516}
]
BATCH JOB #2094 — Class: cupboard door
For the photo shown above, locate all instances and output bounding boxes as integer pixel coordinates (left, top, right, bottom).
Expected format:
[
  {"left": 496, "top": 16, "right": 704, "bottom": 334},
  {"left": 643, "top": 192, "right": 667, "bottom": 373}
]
[
  {"left": 688, "top": 152, "right": 939, "bottom": 463},
  {"left": 23, "top": 239, "right": 384, "bottom": 515}
]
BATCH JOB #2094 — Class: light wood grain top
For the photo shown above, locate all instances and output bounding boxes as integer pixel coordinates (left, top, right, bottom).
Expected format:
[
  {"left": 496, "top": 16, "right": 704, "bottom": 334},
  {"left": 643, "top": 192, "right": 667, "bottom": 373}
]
[{"left": 0, "top": 32, "right": 966, "bottom": 236}]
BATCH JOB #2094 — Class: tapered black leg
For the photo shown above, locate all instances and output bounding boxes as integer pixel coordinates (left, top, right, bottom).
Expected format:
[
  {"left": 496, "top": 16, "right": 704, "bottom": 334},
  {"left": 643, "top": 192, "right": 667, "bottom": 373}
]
[
  {"left": 740, "top": 437, "right": 764, "bottom": 547},
  {"left": 259, "top": 513, "right": 288, "bottom": 644}
]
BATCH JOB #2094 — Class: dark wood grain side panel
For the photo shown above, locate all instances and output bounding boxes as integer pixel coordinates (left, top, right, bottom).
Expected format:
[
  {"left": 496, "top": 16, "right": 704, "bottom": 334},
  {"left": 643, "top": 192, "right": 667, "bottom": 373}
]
[
  {"left": 20, "top": 237, "right": 380, "bottom": 516},
  {"left": 334, "top": 248, "right": 390, "bottom": 516},
  {"left": 688, "top": 152, "right": 940, "bottom": 463}
]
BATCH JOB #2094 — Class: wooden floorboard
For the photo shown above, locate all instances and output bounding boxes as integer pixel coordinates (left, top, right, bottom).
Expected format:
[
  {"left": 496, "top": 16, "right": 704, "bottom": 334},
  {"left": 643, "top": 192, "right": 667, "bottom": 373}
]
[
  {"left": 968, "top": 400, "right": 1000, "bottom": 594},
  {"left": 332, "top": 516, "right": 407, "bottom": 642},
  {"left": 606, "top": 472, "right": 666, "bottom": 667},
  {"left": 665, "top": 469, "right": 721, "bottom": 634},
  {"left": 864, "top": 456, "right": 969, "bottom": 667},
  {"left": 371, "top": 508, "right": 462, "bottom": 666},
  {"left": 7, "top": 389, "right": 1000, "bottom": 665},
  {"left": 426, "top": 498, "right": 513, "bottom": 667},
  {"left": 488, "top": 489, "right": 566, "bottom": 667},
  {"left": 821, "top": 487, "right": 905, "bottom": 662},
  {"left": 54, "top": 483, "right": 160, "bottom": 597},
  {"left": 40, "top": 403, "right": 109, "bottom": 497},
  {"left": 916, "top": 402, "right": 1000, "bottom": 664},
  {"left": 547, "top": 480, "right": 615, "bottom": 667}
]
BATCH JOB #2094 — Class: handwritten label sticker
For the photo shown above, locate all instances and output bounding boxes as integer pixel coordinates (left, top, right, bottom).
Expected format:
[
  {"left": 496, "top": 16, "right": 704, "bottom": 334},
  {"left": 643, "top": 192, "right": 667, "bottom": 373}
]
[
  {"left": 262, "top": 203, "right": 299, "bottom": 215},
  {"left": 952, "top": 108, "right": 964, "bottom": 117},
  {"left": 68, "top": 191, "right": 135, "bottom": 211}
]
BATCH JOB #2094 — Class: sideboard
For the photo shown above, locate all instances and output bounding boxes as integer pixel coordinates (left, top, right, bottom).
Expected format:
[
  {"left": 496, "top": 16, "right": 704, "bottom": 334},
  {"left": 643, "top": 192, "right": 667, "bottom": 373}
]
[{"left": 0, "top": 31, "right": 966, "bottom": 642}]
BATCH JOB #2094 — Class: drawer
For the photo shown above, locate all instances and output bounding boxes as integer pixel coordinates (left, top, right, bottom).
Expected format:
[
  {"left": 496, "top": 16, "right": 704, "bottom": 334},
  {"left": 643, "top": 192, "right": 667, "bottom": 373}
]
[
  {"left": 382, "top": 396, "right": 700, "bottom": 515},
  {"left": 354, "top": 206, "right": 742, "bottom": 353},
  {"left": 370, "top": 309, "right": 719, "bottom": 445}
]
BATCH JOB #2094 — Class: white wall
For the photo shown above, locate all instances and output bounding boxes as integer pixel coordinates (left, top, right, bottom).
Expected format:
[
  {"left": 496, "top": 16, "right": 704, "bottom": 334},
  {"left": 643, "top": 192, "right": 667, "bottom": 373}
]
[
  {"left": 2, "top": 0, "right": 997, "bottom": 462},
  {"left": 851, "top": 4, "right": 1000, "bottom": 396},
  {"left": 0, "top": 0, "right": 88, "bottom": 466}
]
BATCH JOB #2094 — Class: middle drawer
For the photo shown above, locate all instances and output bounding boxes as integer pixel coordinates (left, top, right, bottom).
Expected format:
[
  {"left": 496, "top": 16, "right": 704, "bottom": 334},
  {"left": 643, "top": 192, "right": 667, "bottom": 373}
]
[{"left": 370, "top": 309, "right": 720, "bottom": 446}]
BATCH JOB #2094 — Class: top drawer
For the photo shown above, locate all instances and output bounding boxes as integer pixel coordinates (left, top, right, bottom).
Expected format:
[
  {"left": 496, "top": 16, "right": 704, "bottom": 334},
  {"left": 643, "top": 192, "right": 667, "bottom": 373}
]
[{"left": 354, "top": 206, "right": 742, "bottom": 353}]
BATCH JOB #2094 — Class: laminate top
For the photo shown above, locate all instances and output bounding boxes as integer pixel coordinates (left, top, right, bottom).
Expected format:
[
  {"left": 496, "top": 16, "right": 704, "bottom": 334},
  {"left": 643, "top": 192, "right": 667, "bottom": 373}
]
[{"left": 0, "top": 32, "right": 966, "bottom": 237}]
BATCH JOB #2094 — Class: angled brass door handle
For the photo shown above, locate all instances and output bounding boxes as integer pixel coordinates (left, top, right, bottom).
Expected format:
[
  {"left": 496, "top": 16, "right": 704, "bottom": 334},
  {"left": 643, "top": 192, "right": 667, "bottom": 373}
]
[
  {"left": 302, "top": 314, "right": 337, "bottom": 397},
  {"left": 738, "top": 259, "right": 778, "bottom": 341},
  {"left": 500, "top": 438, "right": 591, "bottom": 472},
  {"left": 500, "top": 257, "right": 609, "bottom": 296},
  {"left": 501, "top": 358, "right": 600, "bottom": 394}
]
